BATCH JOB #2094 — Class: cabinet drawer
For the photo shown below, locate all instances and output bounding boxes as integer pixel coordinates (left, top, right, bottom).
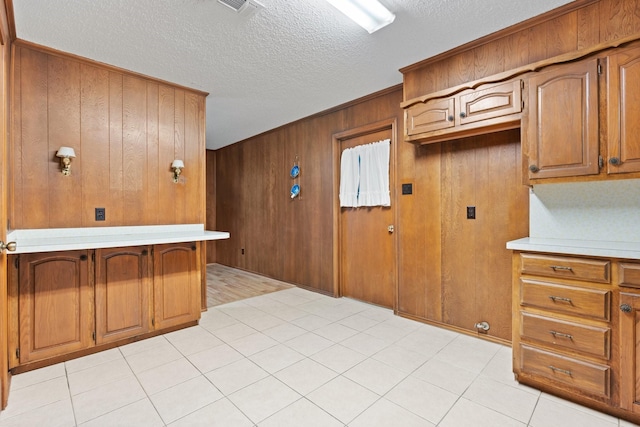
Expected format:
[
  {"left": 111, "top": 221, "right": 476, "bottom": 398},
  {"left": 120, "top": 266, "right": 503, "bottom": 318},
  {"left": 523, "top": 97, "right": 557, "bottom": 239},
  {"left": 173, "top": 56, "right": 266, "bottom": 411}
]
[
  {"left": 520, "top": 344, "right": 610, "bottom": 397},
  {"left": 521, "top": 312, "right": 610, "bottom": 359},
  {"left": 520, "top": 279, "right": 610, "bottom": 321},
  {"left": 619, "top": 262, "right": 640, "bottom": 289},
  {"left": 520, "top": 253, "right": 610, "bottom": 284}
]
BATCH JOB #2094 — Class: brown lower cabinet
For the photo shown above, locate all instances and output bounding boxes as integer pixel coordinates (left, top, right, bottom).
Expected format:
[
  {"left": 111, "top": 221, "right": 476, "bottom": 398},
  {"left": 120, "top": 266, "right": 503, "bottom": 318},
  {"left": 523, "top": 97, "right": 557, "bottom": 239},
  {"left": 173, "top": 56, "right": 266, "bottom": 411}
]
[
  {"left": 512, "top": 251, "right": 640, "bottom": 424},
  {"left": 15, "top": 250, "right": 93, "bottom": 365},
  {"left": 9, "top": 242, "right": 201, "bottom": 369}
]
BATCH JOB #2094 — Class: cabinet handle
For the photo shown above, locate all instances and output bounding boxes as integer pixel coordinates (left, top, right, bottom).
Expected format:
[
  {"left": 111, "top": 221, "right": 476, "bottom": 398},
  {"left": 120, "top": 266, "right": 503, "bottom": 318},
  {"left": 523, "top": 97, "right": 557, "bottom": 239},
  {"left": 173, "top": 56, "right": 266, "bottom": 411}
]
[
  {"left": 447, "top": 115, "right": 454, "bottom": 122},
  {"left": 620, "top": 304, "right": 632, "bottom": 313},
  {"left": 550, "top": 265, "right": 572, "bottom": 272},
  {"left": 0, "top": 241, "right": 16, "bottom": 252},
  {"left": 609, "top": 157, "right": 621, "bottom": 166},
  {"left": 549, "top": 331, "right": 573, "bottom": 340},
  {"left": 460, "top": 112, "right": 467, "bottom": 118},
  {"left": 549, "top": 366, "right": 572, "bottom": 376},
  {"left": 549, "top": 295, "right": 572, "bottom": 304},
  {"left": 529, "top": 165, "right": 539, "bottom": 173}
]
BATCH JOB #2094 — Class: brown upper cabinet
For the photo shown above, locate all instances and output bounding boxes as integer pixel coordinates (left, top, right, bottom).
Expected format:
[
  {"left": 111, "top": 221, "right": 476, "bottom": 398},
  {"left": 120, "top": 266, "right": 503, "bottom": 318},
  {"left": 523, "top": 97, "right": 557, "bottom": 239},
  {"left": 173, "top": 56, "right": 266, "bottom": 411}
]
[
  {"left": 607, "top": 45, "right": 640, "bottom": 175},
  {"left": 524, "top": 45, "right": 640, "bottom": 182},
  {"left": 404, "top": 79, "right": 523, "bottom": 144},
  {"left": 524, "top": 58, "right": 600, "bottom": 181}
]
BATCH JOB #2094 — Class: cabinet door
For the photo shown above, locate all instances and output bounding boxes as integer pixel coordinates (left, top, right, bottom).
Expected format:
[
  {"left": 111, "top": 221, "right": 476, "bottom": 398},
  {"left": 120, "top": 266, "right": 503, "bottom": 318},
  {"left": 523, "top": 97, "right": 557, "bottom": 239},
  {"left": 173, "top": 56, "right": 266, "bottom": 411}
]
[
  {"left": 153, "top": 242, "right": 201, "bottom": 329},
  {"left": 525, "top": 58, "right": 599, "bottom": 180},
  {"left": 18, "top": 251, "right": 93, "bottom": 364},
  {"left": 405, "top": 97, "right": 455, "bottom": 136},
  {"left": 95, "top": 246, "right": 151, "bottom": 344},
  {"left": 607, "top": 46, "right": 640, "bottom": 174},
  {"left": 620, "top": 292, "right": 640, "bottom": 414},
  {"left": 458, "top": 80, "right": 523, "bottom": 126}
]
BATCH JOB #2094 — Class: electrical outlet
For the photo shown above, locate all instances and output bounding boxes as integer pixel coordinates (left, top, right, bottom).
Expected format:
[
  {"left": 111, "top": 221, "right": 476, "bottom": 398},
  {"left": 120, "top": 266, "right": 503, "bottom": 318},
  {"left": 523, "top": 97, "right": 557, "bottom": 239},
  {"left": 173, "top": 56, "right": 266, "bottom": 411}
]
[
  {"left": 401, "top": 183, "right": 413, "bottom": 195},
  {"left": 467, "top": 206, "right": 476, "bottom": 219},
  {"left": 95, "top": 208, "right": 106, "bottom": 221}
]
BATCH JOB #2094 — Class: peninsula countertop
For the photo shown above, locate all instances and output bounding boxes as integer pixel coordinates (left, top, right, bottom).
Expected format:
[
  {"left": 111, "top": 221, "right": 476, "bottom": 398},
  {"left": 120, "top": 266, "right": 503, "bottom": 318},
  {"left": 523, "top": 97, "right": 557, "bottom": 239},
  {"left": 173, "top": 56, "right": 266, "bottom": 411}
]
[{"left": 6, "top": 224, "right": 230, "bottom": 254}]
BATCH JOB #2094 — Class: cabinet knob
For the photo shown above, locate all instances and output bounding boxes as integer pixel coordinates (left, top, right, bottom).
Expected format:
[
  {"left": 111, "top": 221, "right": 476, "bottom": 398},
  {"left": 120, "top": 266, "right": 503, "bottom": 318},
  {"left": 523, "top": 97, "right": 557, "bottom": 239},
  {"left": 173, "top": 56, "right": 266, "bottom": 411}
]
[
  {"left": 529, "top": 165, "right": 539, "bottom": 173},
  {"left": 0, "top": 241, "right": 16, "bottom": 252},
  {"left": 447, "top": 115, "right": 454, "bottom": 122},
  {"left": 609, "top": 157, "right": 621, "bottom": 166},
  {"left": 620, "top": 304, "right": 632, "bottom": 313},
  {"left": 460, "top": 112, "right": 467, "bottom": 118}
]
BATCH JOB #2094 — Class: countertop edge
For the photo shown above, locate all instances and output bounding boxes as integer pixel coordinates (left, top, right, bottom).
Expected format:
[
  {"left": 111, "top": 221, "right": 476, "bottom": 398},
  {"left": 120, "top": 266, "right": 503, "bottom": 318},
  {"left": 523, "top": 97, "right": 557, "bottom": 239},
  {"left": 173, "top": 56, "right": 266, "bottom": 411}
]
[
  {"left": 6, "top": 225, "right": 230, "bottom": 254},
  {"left": 506, "top": 237, "right": 640, "bottom": 260}
]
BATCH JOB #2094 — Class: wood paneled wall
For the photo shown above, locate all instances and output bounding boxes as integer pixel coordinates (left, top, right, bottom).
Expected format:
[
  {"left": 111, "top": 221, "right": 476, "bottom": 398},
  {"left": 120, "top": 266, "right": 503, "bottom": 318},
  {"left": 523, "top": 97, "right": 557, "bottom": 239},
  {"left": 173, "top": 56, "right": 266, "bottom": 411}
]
[
  {"left": 215, "top": 88, "right": 402, "bottom": 293},
  {"left": 10, "top": 42, "right": 206, "bottom": 229},
  {"left": 402, "top": 0, "right": 640, "bottom": 101},
  {"left": 398, "top": 0, "right": 640, "bottom": 320},
  {"left": 212, "top": 0, "right": 640, "bottom": 302}
]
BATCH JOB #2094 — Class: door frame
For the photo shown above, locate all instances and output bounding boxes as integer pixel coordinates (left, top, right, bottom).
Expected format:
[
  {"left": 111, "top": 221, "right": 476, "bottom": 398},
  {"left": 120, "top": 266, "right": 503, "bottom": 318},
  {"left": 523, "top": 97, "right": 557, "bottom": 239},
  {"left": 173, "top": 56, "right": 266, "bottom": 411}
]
[{"left": 332, "top": 118, "right": 398, "bottom": 310}]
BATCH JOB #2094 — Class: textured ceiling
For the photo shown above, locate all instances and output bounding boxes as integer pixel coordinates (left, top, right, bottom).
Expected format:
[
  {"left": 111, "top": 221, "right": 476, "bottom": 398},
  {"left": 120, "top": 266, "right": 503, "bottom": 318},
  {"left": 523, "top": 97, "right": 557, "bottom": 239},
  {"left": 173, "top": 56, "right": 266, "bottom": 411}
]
[{"left": 12, "top": 0, "right": 573, "bottom": 150}]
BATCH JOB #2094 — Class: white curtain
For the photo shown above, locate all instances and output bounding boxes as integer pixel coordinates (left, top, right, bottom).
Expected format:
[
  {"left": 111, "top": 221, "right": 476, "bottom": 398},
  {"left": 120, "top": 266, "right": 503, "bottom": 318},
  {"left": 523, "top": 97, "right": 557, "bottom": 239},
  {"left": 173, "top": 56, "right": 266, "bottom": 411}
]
[
  {"left": 339, "top": 144, "right": 362, "bottom": 207},
  {"left": 339, "top": 139, "right": 390, "bottom": 208}
]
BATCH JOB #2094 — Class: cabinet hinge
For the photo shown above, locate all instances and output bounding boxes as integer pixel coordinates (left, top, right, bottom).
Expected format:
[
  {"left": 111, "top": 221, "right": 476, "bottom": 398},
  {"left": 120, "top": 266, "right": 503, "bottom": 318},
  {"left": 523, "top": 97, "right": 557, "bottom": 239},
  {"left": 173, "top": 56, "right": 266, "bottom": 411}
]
[
  {"left": 152, "top": 318, "right": 155, "bottom": 327},
  {"left": 598, "top": 155, "right": 604, "bottom": 169},
  {"left": 91, "top": 252, "right": 95, "bottom": 262},
  {"left": 15, "top": 348, "right": 19, "bottom": 359},
  {"left": 520, "top": 80, "right": 524, "bottom": 89},
  {"left": 597, "top": 63, "right": 603, "bottom": 75},
  {"left": 14, "top": 257, "right": 19, "bottom": 269},
  {"left": 92, "top": 331, "right": 96, "bottom": 341}
]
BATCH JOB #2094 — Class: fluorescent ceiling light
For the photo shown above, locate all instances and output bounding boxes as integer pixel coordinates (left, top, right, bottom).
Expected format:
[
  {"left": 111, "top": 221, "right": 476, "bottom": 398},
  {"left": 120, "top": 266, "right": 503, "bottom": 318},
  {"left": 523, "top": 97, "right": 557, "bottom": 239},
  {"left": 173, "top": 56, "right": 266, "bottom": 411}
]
[{"left": 326, "top": 0, "right": 395, "bottom": 34}]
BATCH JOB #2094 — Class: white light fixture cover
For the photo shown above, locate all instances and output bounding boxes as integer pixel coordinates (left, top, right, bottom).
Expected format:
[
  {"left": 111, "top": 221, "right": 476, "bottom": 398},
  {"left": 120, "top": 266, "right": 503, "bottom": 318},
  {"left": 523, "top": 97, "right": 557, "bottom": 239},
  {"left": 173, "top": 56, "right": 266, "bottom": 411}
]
[
  {"left": 326, "top": 0, "right": 395, "bottom": 34},
  {"left": 171, "top": 159, "right": 184, "bottom": 169},
  {"left": 56, "top": 146, "right": 76, "bottom": 158}
]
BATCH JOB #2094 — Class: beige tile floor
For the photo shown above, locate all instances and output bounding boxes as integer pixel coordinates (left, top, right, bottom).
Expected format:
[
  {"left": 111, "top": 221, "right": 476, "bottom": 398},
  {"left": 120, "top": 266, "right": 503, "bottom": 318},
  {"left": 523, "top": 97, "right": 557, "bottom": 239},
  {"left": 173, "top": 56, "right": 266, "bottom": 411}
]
[{"left": 0, "top": 286, "right": 636, "bottom": 426}]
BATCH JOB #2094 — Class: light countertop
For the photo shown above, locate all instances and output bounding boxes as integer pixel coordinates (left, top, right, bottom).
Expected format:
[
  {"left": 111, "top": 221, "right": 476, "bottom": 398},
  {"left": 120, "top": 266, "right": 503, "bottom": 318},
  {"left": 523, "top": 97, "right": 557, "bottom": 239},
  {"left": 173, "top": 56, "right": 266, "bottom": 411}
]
[
  {"left": 6, "top": 224, "right": 230, "bottom": 254},
  {"left": 507, "top": 237, "right": 640, "bottom": 260}
]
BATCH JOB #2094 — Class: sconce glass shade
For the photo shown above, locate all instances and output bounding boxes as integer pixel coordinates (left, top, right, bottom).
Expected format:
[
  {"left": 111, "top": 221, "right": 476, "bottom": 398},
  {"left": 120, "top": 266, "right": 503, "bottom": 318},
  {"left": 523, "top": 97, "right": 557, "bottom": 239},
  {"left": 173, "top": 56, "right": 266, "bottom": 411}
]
[
  {"left": 171, "top": 159, "right": 184, "bottom": 183},
  {"left": 56, "top": 147, "right": 76, "bottom": 158}
]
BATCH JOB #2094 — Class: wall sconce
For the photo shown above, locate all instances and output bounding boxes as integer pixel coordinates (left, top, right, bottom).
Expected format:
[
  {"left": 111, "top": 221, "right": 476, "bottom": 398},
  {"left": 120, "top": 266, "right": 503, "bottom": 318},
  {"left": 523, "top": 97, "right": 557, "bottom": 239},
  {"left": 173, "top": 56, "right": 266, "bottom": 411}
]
[
  {"left": 171, "top": 159, "right": 184, "bottom": 183},
  {"left": 56, "top": 147, "right": 76, "bottom": 176}
]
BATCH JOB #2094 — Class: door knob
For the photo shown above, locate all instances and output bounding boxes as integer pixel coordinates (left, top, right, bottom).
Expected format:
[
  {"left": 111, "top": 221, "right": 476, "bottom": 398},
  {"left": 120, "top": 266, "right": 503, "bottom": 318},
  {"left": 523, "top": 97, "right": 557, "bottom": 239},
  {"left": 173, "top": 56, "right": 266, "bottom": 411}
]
[
  {"left": 0, "top": 241, "right": 16, "bottom": 252},
  {"left": 387, "top": 225, "right": 394, "bottom": 233}
]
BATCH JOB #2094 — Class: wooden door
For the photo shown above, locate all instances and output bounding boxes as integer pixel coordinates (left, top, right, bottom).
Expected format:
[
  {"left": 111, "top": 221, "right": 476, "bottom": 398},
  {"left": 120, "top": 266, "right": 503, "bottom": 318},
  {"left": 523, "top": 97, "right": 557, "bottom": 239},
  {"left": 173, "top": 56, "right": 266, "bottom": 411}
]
[
  {"left": 339, "top": 126, "right": 396, "bottom": 308},
  {"left": 620, "top": 292, "right": 640, "bottom": 414},
  {"left": 525, "top": 58, "right": 599, "bottom": 180},
  {"left": 607, "top": 45, "right": 640, "bottom": 174},
  {"left": 95, "top": 246, "right": 151, "bottom": 344},
  {"left": 442, "top": 131, "right": 529, "bottom": 341},
  {"left": 0, "top": 24, "right": 9, "bottom": 408},
  {"left": 153, "top": 242, "right": 201, "bottom": 329},
  {"left": 18, "top": 251, "right": 93, "bottom": 364}
]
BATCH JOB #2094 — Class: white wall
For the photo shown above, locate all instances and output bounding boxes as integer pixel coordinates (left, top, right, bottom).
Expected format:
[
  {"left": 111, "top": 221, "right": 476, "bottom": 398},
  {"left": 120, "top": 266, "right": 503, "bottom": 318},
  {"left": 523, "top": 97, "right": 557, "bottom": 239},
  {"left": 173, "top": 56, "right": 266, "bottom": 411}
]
[{"left": 530, "top": 179, "right": 640, "bottom": 242}]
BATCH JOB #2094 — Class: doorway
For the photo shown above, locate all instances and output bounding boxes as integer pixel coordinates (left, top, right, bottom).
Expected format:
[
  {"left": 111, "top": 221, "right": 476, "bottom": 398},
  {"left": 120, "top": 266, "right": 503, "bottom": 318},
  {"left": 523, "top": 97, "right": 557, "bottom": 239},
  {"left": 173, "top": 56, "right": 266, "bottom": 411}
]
[{"left": 333, "top": 119, "right": 397, "bottom": 309}]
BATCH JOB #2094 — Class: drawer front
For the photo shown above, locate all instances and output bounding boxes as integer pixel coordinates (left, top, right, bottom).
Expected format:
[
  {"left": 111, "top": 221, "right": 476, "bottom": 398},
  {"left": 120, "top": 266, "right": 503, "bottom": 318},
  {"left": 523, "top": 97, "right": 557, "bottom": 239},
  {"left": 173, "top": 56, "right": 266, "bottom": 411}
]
[
  {"left": 520, "top": 253, "right": 610, "bottom": 284},
  {"left": 619, "top": 262, "right": 640, "bottom": 289},
  {"left": 520, "top": 279, "right": 610, "bottom": 321},
  {"left": 458, "top": 80, "right": 522, "bottom": 125},
  {"left": 406, "top": 97, "right": 455, "bottom": 136},
  {"left": 520, "top": 312, "right": 610, "bottom": 359},
  {"left": 520, "top": 344, "right": 610, "bottom": 397}
]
